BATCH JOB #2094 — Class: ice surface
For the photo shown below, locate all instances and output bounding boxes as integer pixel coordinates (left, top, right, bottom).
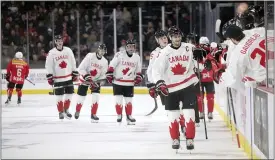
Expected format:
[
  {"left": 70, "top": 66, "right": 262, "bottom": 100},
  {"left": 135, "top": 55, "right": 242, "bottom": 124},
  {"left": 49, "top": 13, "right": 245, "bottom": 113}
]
[{"left": 1, "top": 94, "right": 248, "bottom": 159}]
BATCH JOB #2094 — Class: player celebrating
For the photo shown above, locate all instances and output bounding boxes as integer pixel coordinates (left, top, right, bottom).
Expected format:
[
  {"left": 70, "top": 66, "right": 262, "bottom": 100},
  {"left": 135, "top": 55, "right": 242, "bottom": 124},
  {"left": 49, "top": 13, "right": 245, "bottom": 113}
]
[
  {"left": 5, "top": 52, "right": 29, "bottom": 105},
  {"left": 152, "top": 26, "right": 199, "bottom": 150},
  {"left": 146, "top": 30, "right": 168, "bottom": 106},
  {"left": 205, "top": 25, "right": 267, "bottom": 88},
  {"left": 74, "top": 44, "right": 108, "bottom": 122},
  {"left": 106, "top": 39, "right": 143, "bottom": 125},
  {"left": 196, "top": 37, "right": 215, "bottom": 120},
  {"left": 45, "top": 35, "right": 79, "bottom": 120}
]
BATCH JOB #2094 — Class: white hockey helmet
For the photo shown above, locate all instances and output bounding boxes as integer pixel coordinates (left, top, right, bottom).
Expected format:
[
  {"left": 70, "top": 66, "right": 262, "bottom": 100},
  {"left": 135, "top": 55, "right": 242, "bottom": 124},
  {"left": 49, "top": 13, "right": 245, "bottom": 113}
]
[
  {"left": 15, "top": 52, "right": 23, "bottom": 59},
  {"left": 199, "top": 37, "right": 209, "bottom": 45}
]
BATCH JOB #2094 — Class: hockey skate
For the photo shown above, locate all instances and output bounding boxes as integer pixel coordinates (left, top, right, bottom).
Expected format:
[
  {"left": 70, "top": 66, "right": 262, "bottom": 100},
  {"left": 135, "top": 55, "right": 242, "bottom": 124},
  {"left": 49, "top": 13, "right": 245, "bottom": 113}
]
[
  {"left": 117, "top": 114, "right": 122, "bottom": 123},
  {"left": 199, "top": 112, "right": 205, "bottom": 119},
  {"left": 172, "top": 139, "right": 180, "bottom": 150},
  {"left": 17, "top": 97, "right": 21, "bottom": 105},
  {"left": 126, "top": 115, "right": 136, "bottom": 125},
  {"left": 208, "top": 112, "right": 213, "bottom": 120},
  {"left": 64, "top": 109, "right": 72, "bottom": 119},
  {"left": 74, "top": 111, "right": 80, "bottom": 119},
  {"left": 186, "top": 139, "right": 194, "bottom": 151},
  {"left": 5, "top": 97, "right": 11, "bottom": 105},
  {"left": 59, "top": 112, "right": 64, "bottom": 120},
  {"left": 91, "top": 114, "right": 99, "bottom": 123}
]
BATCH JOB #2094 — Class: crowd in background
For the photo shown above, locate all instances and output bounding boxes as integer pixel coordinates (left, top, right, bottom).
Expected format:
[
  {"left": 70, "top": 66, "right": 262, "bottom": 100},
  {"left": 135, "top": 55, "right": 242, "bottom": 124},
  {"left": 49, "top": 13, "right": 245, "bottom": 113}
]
[{"left": 1, "top": 1, "right": 194, "bottom": 68}]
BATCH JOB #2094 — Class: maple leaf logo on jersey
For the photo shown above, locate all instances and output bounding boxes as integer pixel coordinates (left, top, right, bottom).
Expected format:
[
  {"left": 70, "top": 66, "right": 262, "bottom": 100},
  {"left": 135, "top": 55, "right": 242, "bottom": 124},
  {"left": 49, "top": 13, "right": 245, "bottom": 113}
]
[
  {"left": 122, "top": 67, "right": 130, "bottom": 75},
  {"left": 59, "top": 61, "right": 67, "bottom": 69},
  {"left": 171, "top": 63, "right": 186, "bottom": 75},
  {"left": 90, "top": 69, "right": 97, "bottom": 77}
]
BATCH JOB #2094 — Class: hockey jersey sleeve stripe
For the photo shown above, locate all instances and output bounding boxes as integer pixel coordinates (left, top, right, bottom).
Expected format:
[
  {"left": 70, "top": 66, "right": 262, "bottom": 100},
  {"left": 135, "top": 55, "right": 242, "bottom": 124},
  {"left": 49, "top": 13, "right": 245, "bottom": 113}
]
[
  {"left": 53, "top": 73, "right": 72, "bottom": 79},
  {"left": 166, "top": 74, "right": 197, "bottom": 88}
]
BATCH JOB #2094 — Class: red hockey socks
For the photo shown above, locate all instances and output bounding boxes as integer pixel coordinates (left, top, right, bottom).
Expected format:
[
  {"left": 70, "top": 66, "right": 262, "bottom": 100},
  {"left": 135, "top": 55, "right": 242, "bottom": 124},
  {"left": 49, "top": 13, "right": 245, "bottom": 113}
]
[
  {"left": 56, "top": 95, "right": 64, "bottom": 112},
  {"left": 125, "top": 102, "right": 132, "bottom": 115},
  {"left": 115, "top": 96, "right": 123, "bottom": 115},
  {"left": 75, "top": 95, "right": 85, "bottom": 112},
  {"left": 16, "top": 88, "right": 22, "bottom": 98},
  {"left": 197, "top": 94, "right": 204, "bottom": 112},
  {"left": 206, "top": 93, "right": 214, "bottom": 113},
  {"left": 91, "top": 93, "right": 100, "bottom": 115},
  {"left": 64, "top": 94, "right": 73, "bottom": 110},
  {"left": 7, "top": 88, "right": 13, "bottom": 97}
]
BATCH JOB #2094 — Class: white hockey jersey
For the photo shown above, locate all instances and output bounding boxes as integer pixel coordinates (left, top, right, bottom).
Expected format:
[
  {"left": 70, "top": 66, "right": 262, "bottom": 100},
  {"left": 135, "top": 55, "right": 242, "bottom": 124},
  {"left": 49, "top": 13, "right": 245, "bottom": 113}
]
[
  {"left": 109, "top": 51, "right": 142, "bottom": 86},
  {"left": 220, "top": 32, "right": 267, "bottom": 88},
  {"left": 78, "top": 52, "right": 108, "bottom": 83},
  {"left": 147, "top": 47, "right": 162, "bottom": 83},
  {"left": 45, "top": 47, "right": 77, "bottom": 83},
  {"left": 152, "top": 42, "right": 199, "bottom": 93}
]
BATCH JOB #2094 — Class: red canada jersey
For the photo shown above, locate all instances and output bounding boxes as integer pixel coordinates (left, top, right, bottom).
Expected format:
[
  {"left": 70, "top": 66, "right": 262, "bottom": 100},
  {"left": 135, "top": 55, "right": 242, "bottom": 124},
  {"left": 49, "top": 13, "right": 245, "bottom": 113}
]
[{"left": 6, "top": 59, "right": 29, "bottom": 84}]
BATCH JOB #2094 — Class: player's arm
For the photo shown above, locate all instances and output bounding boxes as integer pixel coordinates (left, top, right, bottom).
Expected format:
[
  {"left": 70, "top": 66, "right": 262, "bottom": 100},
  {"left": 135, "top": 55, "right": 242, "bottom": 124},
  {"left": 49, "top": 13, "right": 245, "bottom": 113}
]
[
  {"left": 25, "top": 63, "right": 30, "bottom": 79},
  {"left": 69, "top": 48, "right": 79, "bottom": 81},
  {"left": 5, "top": 60, "right": 12, "bottom": 82},
  {"left": 146, "top": 51, "right": 156, "bottom": 83},
  {"left": 134, "top": 55, "right": 143, "bottom": 85},
  {"left": 152, "top": 50, "right": 169, "bottom": 96},
  {"left": 78, "top": 53, "right": 93, "bottom": 84},
  {"left": 45, "top": 51, "right": 54, "bottom": 85},
  {"left": 106, "top": 53, "right": 120, "bottom": 83}
]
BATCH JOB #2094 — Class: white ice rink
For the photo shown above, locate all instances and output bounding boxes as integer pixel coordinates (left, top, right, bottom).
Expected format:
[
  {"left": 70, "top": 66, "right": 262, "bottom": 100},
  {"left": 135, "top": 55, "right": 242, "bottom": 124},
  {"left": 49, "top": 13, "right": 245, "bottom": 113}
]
[{"left": 2, "top": 94, "right": 248, "bottom": 159}]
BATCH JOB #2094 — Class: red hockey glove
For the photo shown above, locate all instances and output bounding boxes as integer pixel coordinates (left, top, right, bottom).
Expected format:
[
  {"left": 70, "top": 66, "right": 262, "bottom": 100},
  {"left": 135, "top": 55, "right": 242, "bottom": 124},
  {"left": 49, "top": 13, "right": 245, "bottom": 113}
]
[
  {"left": 193, "top": 48, "right": 205, "bottom": 62},
  {"left": 83, "top": 74, "right": 92, "bottom": 82},
  {"left": 147, "top": 83, "right": 158, "bottom": 98},
  {"left": 106, "top": 67, "right": 114, "bottom": 84},
  {"left": 134, "top": 73, "right": 143, "bottom": 85},
  {"left": 72, "top": 71, "right": 79, "bottom": 81},
  {"left": 46, "top": 74, "right": 54, "bottom": 85},
  {"left": 90, "top": 81, "right": 100, "bottom": 91},
  {"left": 155, "top": 80, "right": 169, "bottom": 96},
  {"left": 5, "top": 74, "right": 10, "bottom": 82}
]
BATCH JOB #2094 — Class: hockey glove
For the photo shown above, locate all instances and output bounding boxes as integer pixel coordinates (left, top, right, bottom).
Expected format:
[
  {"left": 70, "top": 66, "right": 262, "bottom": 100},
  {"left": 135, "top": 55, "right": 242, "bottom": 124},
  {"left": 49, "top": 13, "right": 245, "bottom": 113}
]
[
  {"left": 90, "top": 82, "right": 100, "bottom": 91},
  {"left": 155, "top": 80, "right": 169, "bottom": 96},
  {"left": 72, "top": 71, "right": 79, "bottom": 81},
  {"left": 106, "top": 67, "right": 114, "bottom": 84},
  {"left": 193, "top": 48, "right": 204, "bottom": 62},
  {"left": 134, "top": 73, "right": 143, "bottom": 85},
  {"left": 83, "top": 74, "right": 92, "bottom": 82},
  {"left": 46, "top": 74, "right": 54, "bottom": 85},
  {"left": 147, "top": 83, "right": 158, "bottom": 98},
  {"left": 5, "top": 74, "right": 10, "bottom": 82}
]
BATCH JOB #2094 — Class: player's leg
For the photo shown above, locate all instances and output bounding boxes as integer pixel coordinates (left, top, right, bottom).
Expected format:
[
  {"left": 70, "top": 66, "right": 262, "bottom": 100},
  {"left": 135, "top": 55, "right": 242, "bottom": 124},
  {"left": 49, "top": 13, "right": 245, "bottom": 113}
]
[
  {"left": 192, "top": 83, "right": 200, "bottom": 125},
  {"left": 181, "top": 85, "right": 197, "bottom": 150},
  {"left": 165, "top": 91, "right": 181, "bottom": 149},
  {"left": 74, "top": 84, "right": 89, "bottom": 119},
  {"left": 123, "top": 85, "right": 135, "bottom": 125},
  {"left": 5, "top": 82, "right": 15, "bottom": 104},
  {"left": 198, "top": 82, "right": 206, "bottom": 119},
  {"left": 113, "top": 84, "right": 124, "bottom": 123},
  {"left": 53, "top": 82, "right": 66, "bottom": 119},
  {"left": 90, "top": 86, "right": 101, "bottom": 123},
  {"left": 63, "top": 80, "right": 74, "bottom": 119},
  {"left": 15, "top": 83, "right": 23, "bottom": 104},
  {"left": 205, "top": 82, "right": 215, "bottom": 120}
]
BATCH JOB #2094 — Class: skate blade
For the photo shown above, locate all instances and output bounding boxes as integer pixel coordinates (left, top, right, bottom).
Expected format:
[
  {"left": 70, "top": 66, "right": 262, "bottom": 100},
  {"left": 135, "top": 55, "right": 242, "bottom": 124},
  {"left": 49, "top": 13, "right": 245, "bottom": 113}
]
[
  {"left": 127, "top": 121, "right": 135, "bottom": 125},
  {"left": 91, "top": 119, "right": 99, "bottom": 123},
  {"left": 64, "top": 115, "right": 72, "bottom": 120}
]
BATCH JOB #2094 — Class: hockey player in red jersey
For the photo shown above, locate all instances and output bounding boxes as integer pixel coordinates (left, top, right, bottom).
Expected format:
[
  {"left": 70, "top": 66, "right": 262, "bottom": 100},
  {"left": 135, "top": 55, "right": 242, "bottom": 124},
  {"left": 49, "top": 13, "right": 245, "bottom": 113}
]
[
  {"left": 5, "top": 52, "right": 29, "bottom": 105},
  {"left": 152, "top": 26, "right": 199, "bottom": 150},
  {"left": 195, "top": 37, "right": 215, "bottom": 120},
  {"left": 106, "top": 39, "right": 143, "bottom": 125},
  {"left": 45, "top": 35, "right": 79, "bottom": 120},
  {"left": 74, "top": 44, "right": 108, "bottom": 122}
]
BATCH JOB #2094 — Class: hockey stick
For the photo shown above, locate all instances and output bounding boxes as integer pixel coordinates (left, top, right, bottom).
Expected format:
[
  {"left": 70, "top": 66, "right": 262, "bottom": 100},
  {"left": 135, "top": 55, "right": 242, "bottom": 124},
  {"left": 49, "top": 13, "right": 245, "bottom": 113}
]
[
  {"left": 145, "top": 96, "right": 158, "bottom": 116},
  {"left": 26, "top": 78, "right": 35, "bottom": 86},
  {"left": 227, "top": 88, "right": 232, "bottom": 130},
  {"left": 215, "top": 19, "right": 225, "bottom": 42},
  {"left": 228, "top": 88, "right": 240, "bottom": 148}
]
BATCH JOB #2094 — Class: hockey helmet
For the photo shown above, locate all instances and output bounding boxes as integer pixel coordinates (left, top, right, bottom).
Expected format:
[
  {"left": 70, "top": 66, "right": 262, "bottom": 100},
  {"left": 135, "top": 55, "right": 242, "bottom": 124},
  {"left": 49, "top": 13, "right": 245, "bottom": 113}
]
[
  {"left": 199, "top": 37, "right": 210, "bottom": 45},
  {"left": 222, "top": 18, "right": 243, "bottom": 37},
  {"left": 154, "top": 30, "right": 168, "bottom": 48},
  {"left": 15, "top": 52, "right": 23, "bottom": 59},
  {"left": 223, "top": 25, "right": 245, "bottom": 43},
  {"left": 238, "top": 5, "right": 264, "bottom": 29},
  {"left": 155, "top": 30, "right": 167, "bottom": 39},
  {"left": 125, "top": 39, "right": 136, "bottom": 55},
  {"left": 97, "top": 44, "right": 107, "bottom": 58},
  {"left": 168, "top": 26, "right": 183, "bottom": 38}
]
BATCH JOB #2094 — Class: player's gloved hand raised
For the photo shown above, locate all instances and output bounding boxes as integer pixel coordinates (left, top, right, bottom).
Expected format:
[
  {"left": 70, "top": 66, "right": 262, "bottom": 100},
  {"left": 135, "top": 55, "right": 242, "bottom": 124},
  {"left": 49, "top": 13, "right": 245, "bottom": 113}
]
[
  {"left": 193, "top": 48, "right": 205, "bottom": 62},
  {"left": 134, "top": 73, "right": 143, "bottom": 85},
  {"left": 72, "top": 71, "right": 79, "bottom": 81},
  {"left": 147, "top": 83, "right": 158, "bottom": 98},
  {"left": 106, "top": 67, "right": 114, "bottom": 84},
  {"left": 155, "top": 80, "right": 169, "bottom": 96},
  {"left": 46, "top": 74, "right": 54, "bottom": 85},
  {"left": 5, "top": 74, "right": 10, "bottom": 82}
]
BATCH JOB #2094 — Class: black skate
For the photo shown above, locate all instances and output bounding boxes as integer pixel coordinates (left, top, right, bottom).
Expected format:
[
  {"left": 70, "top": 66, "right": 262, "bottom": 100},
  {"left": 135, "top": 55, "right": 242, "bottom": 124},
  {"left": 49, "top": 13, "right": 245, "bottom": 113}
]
[
  {"left": 74, "top": 111, "right": 80, "bottom": 119},
  {"left": 126, "top": 115, "right": 136, "bottom": 125},
  {"left": 91, "top": 114, "right": 99, "bottom": 123},
  {"left": 5, "top": 96, "right": 11, "bottom": 104},
  {"left": 186, "top": 139, "right": 194, "bottom": 150},
  {"left": 172, "top": 139, "right": 180, "bottom": 149},
  {"left": 199, "top": 112, "right": 205, "bottom": 119},
  {"left": 59, "top": 112, "right": 64, "bottom": 120},
  {"left": 117, "top": 114, "right": 122, "bottom": 123},
  {"left": 208, "top": 112, "right": 213, "bottom": 120},
  {"left": 17, "top": 97, "right": 21, "bottom": 105},
  {"left": 64, "top": 109, "right": 72, "bottom": 119}
]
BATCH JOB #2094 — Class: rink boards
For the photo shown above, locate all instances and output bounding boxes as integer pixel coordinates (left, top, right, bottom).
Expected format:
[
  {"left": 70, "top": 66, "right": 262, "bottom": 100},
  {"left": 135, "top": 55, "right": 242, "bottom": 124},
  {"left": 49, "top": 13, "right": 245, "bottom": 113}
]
[{"left": 1, "top": 69, "right": 275, "bottom": 159}]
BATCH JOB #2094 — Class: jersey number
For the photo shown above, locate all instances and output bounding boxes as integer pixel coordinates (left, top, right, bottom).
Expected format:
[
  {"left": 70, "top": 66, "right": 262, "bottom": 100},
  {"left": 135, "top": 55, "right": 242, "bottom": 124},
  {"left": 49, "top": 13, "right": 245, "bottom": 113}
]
[
  {"left": 17, "top": 68, "right": 22, "bottom": 77},
  {"left": 250, "top": 39, "right": 266, "bottom": 67}
]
